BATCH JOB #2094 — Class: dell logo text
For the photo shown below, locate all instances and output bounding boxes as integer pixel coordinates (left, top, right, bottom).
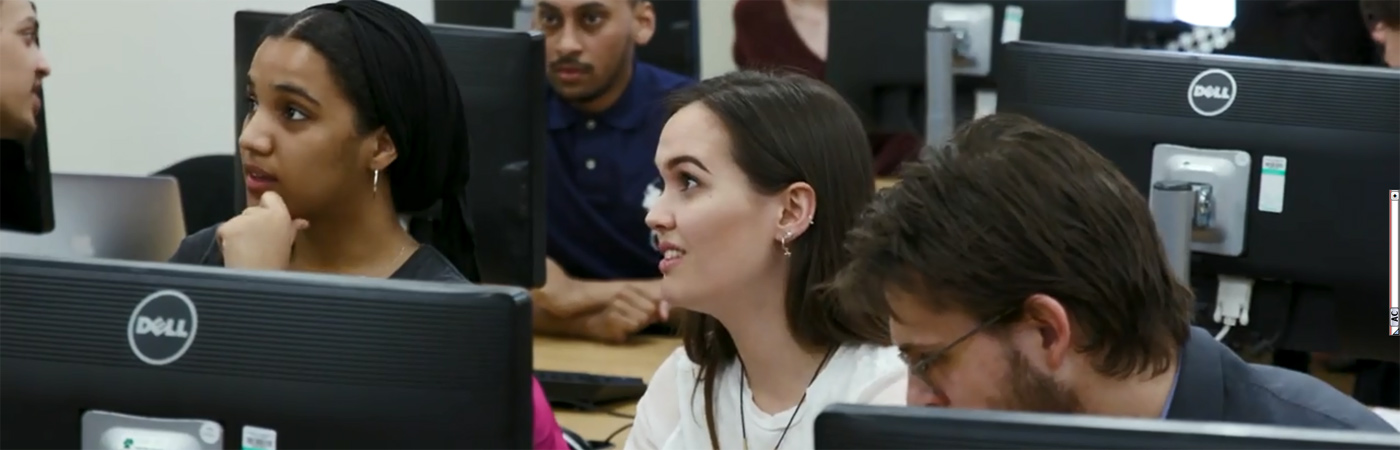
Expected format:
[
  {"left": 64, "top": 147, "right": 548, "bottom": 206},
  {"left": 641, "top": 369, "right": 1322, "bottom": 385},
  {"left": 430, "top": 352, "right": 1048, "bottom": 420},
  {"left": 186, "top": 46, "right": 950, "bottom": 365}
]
[
  {"left": 1186, "top": 68, "right": 1238, "bottom": 117},
  {"left": 135, "top": 316, "right": 190, "bottom": 338},
  {"left": 1192, "top": 85, "right": 1231, "bottom": 100}
]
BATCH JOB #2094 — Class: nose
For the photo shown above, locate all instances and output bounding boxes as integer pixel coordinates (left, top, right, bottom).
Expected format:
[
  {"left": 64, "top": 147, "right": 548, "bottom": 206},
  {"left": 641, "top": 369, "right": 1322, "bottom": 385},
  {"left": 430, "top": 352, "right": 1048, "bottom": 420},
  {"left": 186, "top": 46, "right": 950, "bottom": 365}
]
[
  {"left": 906, "top": 377, "right": 948, "bottom": 407},
  {"left": 237, "top": 111, "right": 274, "bottom": 157},
  {"left": 644, "top": 197, "right": 674, "bottom": 234},
  {"left": 554, "top": 24, "right": 583, "bottom": 56},
  {"left": 34, "top": 48, "right": 51, "bottom": 80}
]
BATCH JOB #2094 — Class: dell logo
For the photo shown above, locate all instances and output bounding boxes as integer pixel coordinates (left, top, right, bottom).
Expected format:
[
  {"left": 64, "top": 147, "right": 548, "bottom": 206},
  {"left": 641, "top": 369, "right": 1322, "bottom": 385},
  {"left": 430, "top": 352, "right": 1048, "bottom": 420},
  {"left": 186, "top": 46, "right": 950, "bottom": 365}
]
[
  {"left": 1187, "top": 68, "right": 1237, "bottom": 117},
  {"left": 127, "top": 289, "right": 199, "bottom": 366}
]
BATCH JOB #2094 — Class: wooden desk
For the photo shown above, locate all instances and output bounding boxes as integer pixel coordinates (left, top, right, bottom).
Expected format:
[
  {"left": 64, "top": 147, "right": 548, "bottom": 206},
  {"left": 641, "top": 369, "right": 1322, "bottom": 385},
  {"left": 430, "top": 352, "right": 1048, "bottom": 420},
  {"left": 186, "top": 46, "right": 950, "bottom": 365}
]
[{"left": 534, "top": 335, "right": 681, "bottom": 445}]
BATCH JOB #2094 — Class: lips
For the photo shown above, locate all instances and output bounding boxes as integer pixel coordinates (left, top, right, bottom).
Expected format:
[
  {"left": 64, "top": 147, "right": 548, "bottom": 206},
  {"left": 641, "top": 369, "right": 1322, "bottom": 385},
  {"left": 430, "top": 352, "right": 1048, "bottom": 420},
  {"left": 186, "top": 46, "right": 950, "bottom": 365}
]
[
  {"left": 658, "top": 242, "right": 686, "bottom": 274},
  {"left": 244, "top": 163, "right": 279, "bottom": 194},
  {"left": 552, "top": 66, "right": 587, "bottom": 83}
]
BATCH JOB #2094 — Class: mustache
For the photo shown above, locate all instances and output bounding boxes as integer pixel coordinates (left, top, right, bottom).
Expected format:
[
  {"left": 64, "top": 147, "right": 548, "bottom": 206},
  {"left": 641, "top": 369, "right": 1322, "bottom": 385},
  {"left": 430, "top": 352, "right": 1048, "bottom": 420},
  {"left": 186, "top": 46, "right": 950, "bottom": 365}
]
[{"left": 549, "top": 57, "right": 593, "bottom": 72}]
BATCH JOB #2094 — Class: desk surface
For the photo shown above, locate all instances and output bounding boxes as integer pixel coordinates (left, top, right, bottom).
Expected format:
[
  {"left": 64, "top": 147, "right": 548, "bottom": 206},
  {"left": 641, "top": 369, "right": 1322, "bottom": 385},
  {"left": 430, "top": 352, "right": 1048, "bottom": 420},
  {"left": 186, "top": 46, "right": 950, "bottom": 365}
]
[{"left": 534, "top": 335, "right": 681, "bottom": 445}]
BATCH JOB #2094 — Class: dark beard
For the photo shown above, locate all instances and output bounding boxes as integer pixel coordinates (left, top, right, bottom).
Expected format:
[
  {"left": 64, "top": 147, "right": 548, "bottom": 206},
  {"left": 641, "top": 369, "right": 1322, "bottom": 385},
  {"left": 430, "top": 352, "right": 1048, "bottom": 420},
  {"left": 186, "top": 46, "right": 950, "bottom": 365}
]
[{"left": 999, "top": 347, "right": 1085, "bottom": 413}]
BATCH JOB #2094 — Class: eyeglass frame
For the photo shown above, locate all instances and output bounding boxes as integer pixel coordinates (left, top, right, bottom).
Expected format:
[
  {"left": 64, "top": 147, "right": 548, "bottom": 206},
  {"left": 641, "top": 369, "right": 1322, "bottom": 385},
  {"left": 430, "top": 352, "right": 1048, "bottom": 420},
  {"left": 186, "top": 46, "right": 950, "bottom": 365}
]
[{"left": 899, "top": 307, "right": 1020, "bottom": 389}]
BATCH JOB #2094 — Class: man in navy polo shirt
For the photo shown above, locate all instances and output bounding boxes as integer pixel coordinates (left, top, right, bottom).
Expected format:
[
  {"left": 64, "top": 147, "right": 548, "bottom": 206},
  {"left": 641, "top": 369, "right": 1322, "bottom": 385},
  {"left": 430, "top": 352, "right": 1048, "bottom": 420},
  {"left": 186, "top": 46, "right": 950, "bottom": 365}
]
[{"left": 531, "top": 0, "right": 693, "bottom": 343}]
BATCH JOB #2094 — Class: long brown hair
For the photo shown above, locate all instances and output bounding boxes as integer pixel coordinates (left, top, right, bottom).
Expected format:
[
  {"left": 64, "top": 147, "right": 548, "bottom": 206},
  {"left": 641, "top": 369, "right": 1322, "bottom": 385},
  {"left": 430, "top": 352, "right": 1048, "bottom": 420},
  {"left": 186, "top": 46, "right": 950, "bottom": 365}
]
[{"left": 665, "top": 70, "right": 889, "bottom": 448}]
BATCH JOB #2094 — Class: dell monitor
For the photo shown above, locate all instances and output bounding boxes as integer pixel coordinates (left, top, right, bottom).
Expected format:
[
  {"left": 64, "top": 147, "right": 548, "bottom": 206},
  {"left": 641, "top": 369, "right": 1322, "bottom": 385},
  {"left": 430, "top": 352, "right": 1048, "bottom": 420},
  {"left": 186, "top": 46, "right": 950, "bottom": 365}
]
[
  {"left": 1, "top": 87, "right": 55, "bottom": 233},
  {"left": 827, "top": 0, "right": 1125, "bottom": 133},
  {"left": 233, "top": 11, "right": 547, "bottom": 288},
  {"left": 996, "top": 41, "right": 1400, "bottom": 362},
  {"left": 814, "top": 404, "right": 1400, "bottom": 449},
  {"left": 0, "top": 254, "right": 533, "bottom": 449}
]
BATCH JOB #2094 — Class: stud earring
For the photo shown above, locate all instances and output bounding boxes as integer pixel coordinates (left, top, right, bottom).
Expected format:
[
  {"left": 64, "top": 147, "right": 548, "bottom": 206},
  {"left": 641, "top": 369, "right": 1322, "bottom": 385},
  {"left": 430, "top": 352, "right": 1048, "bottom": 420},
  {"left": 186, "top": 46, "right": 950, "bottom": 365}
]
[
  {"left": 781, "top": 230, "right": 794, "bottom": 257},
  {"left": 372, "top": 169, "right": 379, "bottom": 195}
]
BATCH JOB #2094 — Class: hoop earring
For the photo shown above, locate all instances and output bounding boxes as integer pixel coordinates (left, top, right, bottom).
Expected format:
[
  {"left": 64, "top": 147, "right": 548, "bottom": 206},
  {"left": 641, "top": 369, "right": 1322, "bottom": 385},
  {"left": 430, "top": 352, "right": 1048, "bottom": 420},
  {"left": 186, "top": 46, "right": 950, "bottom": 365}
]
[
  {"left": 781, "top": 230, "right": 794, "bottom": 257},
  {"left": 372, "top": 169, "right": 379, "bottom": 196}
]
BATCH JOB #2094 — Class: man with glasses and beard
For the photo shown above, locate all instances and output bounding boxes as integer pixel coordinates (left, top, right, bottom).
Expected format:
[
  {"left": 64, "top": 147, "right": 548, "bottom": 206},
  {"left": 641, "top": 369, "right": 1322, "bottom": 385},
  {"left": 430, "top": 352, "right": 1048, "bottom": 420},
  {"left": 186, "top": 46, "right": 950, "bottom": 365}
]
[
  {"left": 531, "top": 0, "right": 692, "bottom": 343},
  {"left": 833, "top": 114, "right": 1396, "bottom": 431}
]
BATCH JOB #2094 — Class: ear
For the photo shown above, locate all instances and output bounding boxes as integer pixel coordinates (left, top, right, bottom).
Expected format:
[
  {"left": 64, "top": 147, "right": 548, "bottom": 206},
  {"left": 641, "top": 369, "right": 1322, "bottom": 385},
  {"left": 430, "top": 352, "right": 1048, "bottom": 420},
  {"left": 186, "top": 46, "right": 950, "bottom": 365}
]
[
  {"left": 631, "top": 1, "right": 656, "bottom": 46},
  {"left": 774, "top": 181, "right": 816, "bottom": 242},
  {"left": 1014, "top": 294, "right": 1074, "bottom": 371},
  {"left": 368, "top": 128, "right": 399, "bottom": 172}
]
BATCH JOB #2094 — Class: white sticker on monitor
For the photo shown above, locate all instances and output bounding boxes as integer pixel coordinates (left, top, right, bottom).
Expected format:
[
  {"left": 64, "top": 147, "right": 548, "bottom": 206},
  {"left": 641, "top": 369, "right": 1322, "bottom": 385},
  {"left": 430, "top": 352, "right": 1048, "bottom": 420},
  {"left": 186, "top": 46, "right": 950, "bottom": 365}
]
[
  {"left": 1258, "top": 156, "right": 1287, "bottom": 213},
  {"left": 1000, "top": 5, "right": 1023, "bottom": 43},
  {"left": 241, "top": 426, "right": 277, "bottom": 450}
]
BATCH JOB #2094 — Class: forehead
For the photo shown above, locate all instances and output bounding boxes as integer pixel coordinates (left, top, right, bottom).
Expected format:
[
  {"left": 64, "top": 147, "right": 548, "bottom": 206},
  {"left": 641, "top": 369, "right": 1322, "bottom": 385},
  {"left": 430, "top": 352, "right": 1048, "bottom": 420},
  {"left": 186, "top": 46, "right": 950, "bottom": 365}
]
[
  {"left": 0, "top": 1, "right": 34, "bottom": 25},
  {"left": 539, "top": 0, "right": 628, "bottom": 12},
  {"left": 655, "top": 103, "right": 731, "bottom": 166},
  {"left": 249, "top": 38, "right": 334, "bottom": 87},
  {"left": 886, "top": 286, "right": 978, "bottom": 347}
]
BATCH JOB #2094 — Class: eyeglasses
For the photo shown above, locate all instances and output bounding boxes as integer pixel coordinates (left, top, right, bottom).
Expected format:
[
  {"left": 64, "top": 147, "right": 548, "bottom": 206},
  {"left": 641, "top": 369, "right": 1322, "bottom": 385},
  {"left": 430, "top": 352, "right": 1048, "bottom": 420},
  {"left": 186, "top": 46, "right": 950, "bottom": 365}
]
[{"left": 900, "top": 308, "right": 1018, "bottom": 389}]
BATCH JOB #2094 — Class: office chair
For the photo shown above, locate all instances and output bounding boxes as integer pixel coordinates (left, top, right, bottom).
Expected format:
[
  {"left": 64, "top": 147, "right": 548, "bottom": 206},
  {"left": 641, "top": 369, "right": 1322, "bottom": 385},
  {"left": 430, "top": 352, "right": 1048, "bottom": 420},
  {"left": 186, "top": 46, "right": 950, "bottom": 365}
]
[{"left": 152, "top": 154, "right": 238, "bottom": 234}]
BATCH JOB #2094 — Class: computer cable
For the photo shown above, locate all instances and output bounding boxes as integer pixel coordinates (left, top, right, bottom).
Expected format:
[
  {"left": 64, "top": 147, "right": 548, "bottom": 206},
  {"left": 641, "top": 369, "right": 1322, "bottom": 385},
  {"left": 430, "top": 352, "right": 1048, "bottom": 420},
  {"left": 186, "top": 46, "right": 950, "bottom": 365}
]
[{"left": 550, "top": 399, "right": 636, "bottom": 420}]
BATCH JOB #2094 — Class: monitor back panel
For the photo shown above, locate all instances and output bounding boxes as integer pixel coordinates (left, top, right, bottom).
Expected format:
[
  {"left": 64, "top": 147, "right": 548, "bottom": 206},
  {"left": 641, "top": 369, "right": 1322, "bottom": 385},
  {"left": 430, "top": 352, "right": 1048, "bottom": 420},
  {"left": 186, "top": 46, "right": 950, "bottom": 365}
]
[
  {"left": 815, "top": 404, "right": 1400, "bottom": 449},
  {"left": 0, "top": 256, "right": 533, "bottom": 449}
]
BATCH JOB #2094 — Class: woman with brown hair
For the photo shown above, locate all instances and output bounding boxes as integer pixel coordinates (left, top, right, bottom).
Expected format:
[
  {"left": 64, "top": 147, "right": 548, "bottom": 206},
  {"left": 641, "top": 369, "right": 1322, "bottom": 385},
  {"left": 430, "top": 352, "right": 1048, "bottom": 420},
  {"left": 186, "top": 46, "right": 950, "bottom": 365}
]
[{"left": 623, "top": 70, "right": 906, "bottom": 450}]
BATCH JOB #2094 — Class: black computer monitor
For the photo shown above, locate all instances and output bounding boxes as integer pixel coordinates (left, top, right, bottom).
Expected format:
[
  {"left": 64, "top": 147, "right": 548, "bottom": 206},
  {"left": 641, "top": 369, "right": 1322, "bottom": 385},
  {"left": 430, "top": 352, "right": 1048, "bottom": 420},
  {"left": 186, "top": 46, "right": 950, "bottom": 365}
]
[
  {"left": 233, "top": 11, "right": 547, "bottom": 288},
  {"left": 827, "top": 0, "right": 1125, "bottom": 132},
  {"left": 997, "top": 41, "right": 1400, "bottom": 362},
  {"left": 0, "top": 254, "right": 533, "bottom": 449},
  {"left": 435, "top": 0, "right": 701, "bottom": 79},
  {"left": 814, "top": 404, "right": 1400, "bottom": 449},
  {"left": 429, "top": 23, "right": 547, "bottom": 289},
  {"left": 0, "top": 87, "right": 55, "bottom": 234}
]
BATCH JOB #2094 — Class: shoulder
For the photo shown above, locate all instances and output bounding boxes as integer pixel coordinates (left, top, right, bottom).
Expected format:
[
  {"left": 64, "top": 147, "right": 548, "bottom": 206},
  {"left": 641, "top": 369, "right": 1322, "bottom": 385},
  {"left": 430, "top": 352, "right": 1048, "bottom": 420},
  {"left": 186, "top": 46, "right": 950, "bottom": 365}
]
[
  {"left": 648, "top": 346, "right": 698, "bottom": 396},
  {"left": 392, "top": 245, "right": 468, "bottom": 282},
  {"left": 636, "top": 62, "right": 695, "bottom": 95},
  {"left": 167, "top": 224, "right": 222, "bottom": 266},
  {"left": 1234, "top": 362, "right": 1397, "bottom": 432},
  {"left": 831, "top": 344, "right": 908, "bottom": 405},
  {"left": 626, "top": 346, "right": 693, "bottom": 450},
  {"left": 733, "top": 0, "right": 781, "bottom": 23}
]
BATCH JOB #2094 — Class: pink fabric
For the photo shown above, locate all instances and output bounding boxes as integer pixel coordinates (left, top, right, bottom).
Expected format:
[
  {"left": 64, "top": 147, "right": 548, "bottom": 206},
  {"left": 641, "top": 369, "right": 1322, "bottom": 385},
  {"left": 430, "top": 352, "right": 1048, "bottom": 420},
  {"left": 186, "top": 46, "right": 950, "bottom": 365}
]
[{"left": 532, "top": 377, "right": 569, "bottom": 450}]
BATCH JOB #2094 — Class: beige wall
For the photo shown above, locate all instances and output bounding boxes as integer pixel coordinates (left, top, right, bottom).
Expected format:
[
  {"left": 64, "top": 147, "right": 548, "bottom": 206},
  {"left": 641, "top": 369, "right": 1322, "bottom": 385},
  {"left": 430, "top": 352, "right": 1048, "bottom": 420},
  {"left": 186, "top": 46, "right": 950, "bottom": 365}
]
[{"left": 697, "top": 0, "right": 739, "bottom": 78}]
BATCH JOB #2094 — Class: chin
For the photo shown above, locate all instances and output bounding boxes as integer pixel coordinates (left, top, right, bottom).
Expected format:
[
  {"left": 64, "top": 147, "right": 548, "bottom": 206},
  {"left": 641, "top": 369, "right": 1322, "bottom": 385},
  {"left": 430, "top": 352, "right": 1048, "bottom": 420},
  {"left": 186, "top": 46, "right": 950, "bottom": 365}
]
[{"left": 659, "top": 276, "right": 705, "bottom": 312}]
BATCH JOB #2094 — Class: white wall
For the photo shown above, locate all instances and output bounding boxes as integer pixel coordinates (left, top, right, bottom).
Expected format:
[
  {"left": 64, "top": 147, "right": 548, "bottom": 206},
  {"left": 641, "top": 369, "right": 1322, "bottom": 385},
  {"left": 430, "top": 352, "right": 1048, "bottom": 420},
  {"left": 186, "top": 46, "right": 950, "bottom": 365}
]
[
  {"left": 35, "top": 0, "right": 433, "bottom": 176},
  {"left": 697, "top": 0, "right": 737, "bottom": 79},
  {"left": 41, "top": 0, "right": 1184, "bottom": 176}
]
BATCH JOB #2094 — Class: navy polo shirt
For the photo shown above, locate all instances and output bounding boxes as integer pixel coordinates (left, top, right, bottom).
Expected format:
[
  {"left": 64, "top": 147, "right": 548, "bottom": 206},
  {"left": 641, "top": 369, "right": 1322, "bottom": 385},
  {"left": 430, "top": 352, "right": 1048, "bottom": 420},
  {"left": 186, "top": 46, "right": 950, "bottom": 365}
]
[{"left": 545, "top": 61, "right": 694, "bottom": 280}]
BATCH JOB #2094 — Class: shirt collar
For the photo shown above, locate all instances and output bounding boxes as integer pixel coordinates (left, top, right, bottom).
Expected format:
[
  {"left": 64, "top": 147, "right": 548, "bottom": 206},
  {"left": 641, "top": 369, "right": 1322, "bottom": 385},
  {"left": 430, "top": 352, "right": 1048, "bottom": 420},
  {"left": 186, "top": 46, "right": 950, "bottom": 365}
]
[
  {"left": 1161, "top": 354, "right": 1182, "bottom": 418},
  {"left": 546, "top": 60, "right": 652, "bottom": 131}
]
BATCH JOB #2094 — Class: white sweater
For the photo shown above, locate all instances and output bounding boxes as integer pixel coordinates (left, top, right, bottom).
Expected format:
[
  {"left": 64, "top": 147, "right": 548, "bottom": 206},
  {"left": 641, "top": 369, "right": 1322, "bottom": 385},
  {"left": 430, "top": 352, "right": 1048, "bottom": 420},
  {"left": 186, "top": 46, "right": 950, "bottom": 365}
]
[{"left": 624, "top": 344, "right": 908, "bottom": 450}]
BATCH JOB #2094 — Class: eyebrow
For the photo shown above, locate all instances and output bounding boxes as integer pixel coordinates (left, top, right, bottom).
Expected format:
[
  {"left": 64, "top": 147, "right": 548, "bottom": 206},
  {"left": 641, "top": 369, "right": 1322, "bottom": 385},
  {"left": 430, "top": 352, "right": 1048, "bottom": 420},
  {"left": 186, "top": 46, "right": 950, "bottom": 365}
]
[
  {"left": 272, "top": 82, "right": 321, "bottom": 106},
  {"left": 663, "top": 155, "right": 710, "bottom": 173}
]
